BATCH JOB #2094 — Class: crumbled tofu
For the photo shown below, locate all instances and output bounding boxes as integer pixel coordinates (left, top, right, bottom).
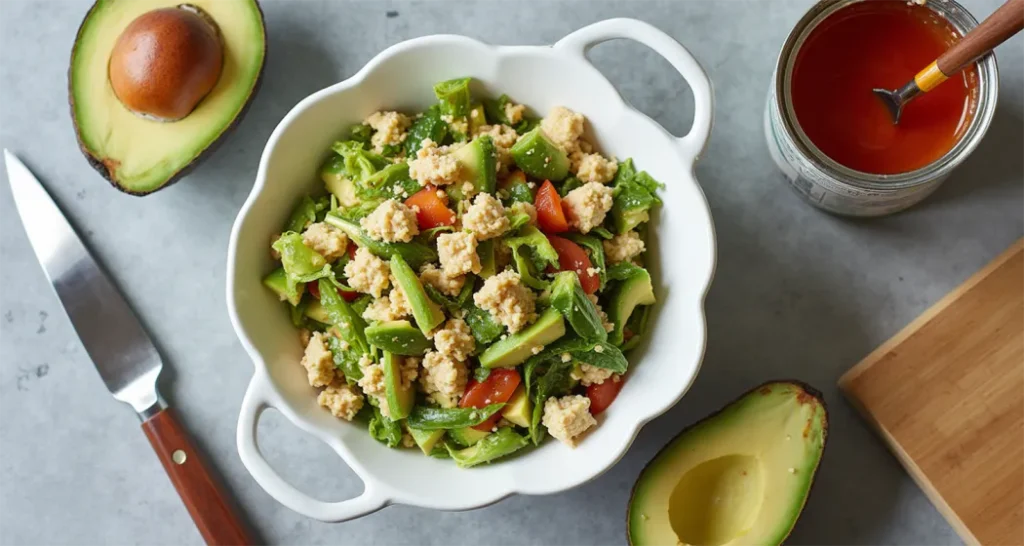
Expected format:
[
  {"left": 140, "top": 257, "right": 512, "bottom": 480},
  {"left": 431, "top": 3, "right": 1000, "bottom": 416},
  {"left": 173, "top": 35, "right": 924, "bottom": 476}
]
[
  {"left": 420, "top": 350, "right": 468, "bottom": 407},
  {"left": 344, "top": 247, "right": 391, "bottom": 298},
  {"left": 300, "top": 332, "right": 335, "bottom": 388},
  {"left": 317, "top": 380, "right": 364, "bottom": 421},
  {"left": 563, "top": 182, "right": 614, "bottom": 234},
  {"left": 419, "top": 263, "right": 466, "bottom": 297},
  {"left": 437, "top": 232, "right": 482, "bottom": 276},
  {"left": 364, "top": 111, "right": 411, "bottom": 153},
  {"left": 542, "top": 395, "right": 597, "bottom": 447},
  {"left": 575, "top": 153, "right": 618, "bottom": 184},
  {"left": 301, "top": 223, "right": 349, "bottom": 263},
  {"left": 540, "top": 106, "right": 585, "bottom": 152},
  {"left": 361, "top": 285, "right": 412, "bottom": 323},
  {"left": 474, "top": 124, "right": 519, "bottom": 170},
  {"left": 474, "top": 124, "right": 518, "bottom": 149},
  {"left": 603, "top": 230, "right": 646, "bottom": 263},
  {"left": 360, "top": 199, "right": 420, "bottom": 243},
  {"left": 509, "top": 201, "right": 537, "bottom": 225},
  {"left": 299, "top": 328, "right": 312, "bottom": 347},
  {"left": 433, "top": 318, "right": 475, "bottom": 361},
  {"left": 571, "top": 364, "right": 615, "bottom": 386},
  {"left": 402, "top": 432, "right": 416, "bottom": 448},
  {"left": 462, "top": 193, "right": 510, "bottom": 241},
  {"left": 389, "top": 279, "right": 414, "bottom": 317},
  {"left": 409, "top": 139, "right": 460, "bottom": 186},
  {"left": 494, "top": 239, "right": 512, "bottom": 271},
  {"left": 362, "top": 296, "right": 397, "bottom": 322},
  {"left": 504, "top": 101, "right": 526, "bottom": 125},
  {"left": 586, "top": 293, "right": 615, "bottom": 333},
  {"left": 442, "top": 114, "right": 469, "bottom": 136},
  {"left": 358, "top": 357, "right": 414, "bottom": 419},
  {"left": 358, "top": 362, "right": 386, "bottom": 398},
  {"left": 473, "top": 270, "right": 536, "bottom": 333}
]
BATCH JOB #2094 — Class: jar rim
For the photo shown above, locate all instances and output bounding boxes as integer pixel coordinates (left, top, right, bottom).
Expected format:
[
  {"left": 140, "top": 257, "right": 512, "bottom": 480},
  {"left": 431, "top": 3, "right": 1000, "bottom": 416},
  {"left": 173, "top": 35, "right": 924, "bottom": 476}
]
[{"left": 773, "top": 0, "right": 999, "bottom": 191}]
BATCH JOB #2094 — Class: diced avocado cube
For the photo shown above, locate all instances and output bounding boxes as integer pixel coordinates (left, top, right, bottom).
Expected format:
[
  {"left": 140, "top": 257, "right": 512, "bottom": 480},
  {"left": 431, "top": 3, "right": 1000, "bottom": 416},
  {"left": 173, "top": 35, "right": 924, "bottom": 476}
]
[
  {"left": 479, "top": 308, "right": 566, "bottom": 369},
  {"left": 382, "top": 351, "right": 415, "bottom": 420},
  {"left": 509, "top": 127, "right": 569, "bottom": 181},
  {"left": 304, "top": 300, "right": 330, "bottom": 324},
  {"left": 501, "top": 385, "right": 532, "bottom": 428},
  {"left": 407, "top": 427, "right": 446, "bottom": 455},
  {"left": 608, "top": 269, "right": 656, "bottom": 345},
  {"left": 448, "top": 426, "right": 492, "bottom": 447},
  {"left": 321, "top": 156, "right": 360, "bottom": 208},
  {"left": 364, "top": 320, "right": 432, "bottom": 355},
  {"left": 263, "top": 268, "right": 302, "bottom": 306},
  {"left": 468, "top": 103, "right": 487, "bottom": 135},
  {"left": 612, "top": 207, "right": 651, "bottom": 235},
  {"left": 450, "top": 135, "right": 498, "bottom": 199},
  {"left": 389, "top": 254, "right": 445, "bottom": 335}
]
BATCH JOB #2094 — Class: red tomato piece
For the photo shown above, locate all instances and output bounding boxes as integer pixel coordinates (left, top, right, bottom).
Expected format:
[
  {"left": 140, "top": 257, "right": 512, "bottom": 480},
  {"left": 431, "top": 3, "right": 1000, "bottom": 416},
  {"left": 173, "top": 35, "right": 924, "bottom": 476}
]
[
  {"left": 535, "top": 180, "right": 569, "bottom": 233},
  {"left": 460, "top": 368, "right": 521, "bottom": 431},
  {"left": 405, "top": 185, "right": 455, "bottom": 229},
  {"left": 547, "top": 234, "right": 599, "bottom": 294},
  {"left": 347, "top": 242, "right": 357, "bottom": 260},
  {"left": 339, "top": 288, "right": 359, "bottom": 302},
  {"left": 587, "top": 378, "right": 624, "bottom": 416}
]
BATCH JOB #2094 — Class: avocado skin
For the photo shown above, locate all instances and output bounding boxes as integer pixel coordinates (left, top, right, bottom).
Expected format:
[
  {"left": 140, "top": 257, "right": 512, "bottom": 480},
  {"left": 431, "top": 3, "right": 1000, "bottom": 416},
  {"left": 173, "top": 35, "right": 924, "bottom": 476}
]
[
  {"left": 67, "top": 0, "right": 267, "bottom": 196},
  {"left": 625, "top": 380, "right": 828, "bottom": 546}
]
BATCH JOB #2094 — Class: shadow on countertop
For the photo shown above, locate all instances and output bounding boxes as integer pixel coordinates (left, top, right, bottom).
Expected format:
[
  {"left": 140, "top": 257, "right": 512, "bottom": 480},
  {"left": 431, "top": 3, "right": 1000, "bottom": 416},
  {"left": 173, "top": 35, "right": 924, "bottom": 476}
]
[
  {"left": 925, "top": 103, "right": 1024, "bottom": 207},
  {"left": 642, "top": 219, "right": 908, "bottom": 545},
  {"left": 172, "top": 16, "right": 344, "bottom": 210}
]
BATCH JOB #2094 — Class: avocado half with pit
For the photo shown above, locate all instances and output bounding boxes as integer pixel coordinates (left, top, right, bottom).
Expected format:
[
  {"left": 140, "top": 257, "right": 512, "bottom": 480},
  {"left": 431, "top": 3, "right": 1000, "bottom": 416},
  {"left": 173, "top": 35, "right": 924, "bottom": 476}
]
[
  {"left": 69, "top": 0, "right": 266, "bottom": 195},
  {"left": 628, "top": 381, "right": 827, "bottom": 546}
]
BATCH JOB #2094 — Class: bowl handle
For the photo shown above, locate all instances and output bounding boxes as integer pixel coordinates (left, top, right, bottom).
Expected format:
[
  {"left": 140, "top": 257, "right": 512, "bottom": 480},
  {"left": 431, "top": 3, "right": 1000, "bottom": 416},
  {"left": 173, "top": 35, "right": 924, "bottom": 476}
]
[
  {"left": 554, "top": 18, "right": 714, "bottom": 162},
  {"left": 236, "top": 374, "right": 387, "bottom": 522}
]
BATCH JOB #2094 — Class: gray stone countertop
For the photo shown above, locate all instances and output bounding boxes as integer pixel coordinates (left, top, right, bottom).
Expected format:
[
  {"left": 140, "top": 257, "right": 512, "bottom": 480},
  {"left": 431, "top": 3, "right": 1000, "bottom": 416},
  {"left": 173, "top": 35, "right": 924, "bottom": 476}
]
[{"left": 1, "top": 0, "right": 1021, "bottom": 544}]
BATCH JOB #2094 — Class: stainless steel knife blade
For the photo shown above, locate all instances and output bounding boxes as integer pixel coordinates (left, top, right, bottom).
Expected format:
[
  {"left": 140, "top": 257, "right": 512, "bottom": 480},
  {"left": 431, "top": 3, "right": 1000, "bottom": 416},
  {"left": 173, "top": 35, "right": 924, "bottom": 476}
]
[
  {"left": 5, "top": 150, "right": 252, "bottom": 545},
  {"left": 5, "top": 149, "right": 164, "bottom": 416}
]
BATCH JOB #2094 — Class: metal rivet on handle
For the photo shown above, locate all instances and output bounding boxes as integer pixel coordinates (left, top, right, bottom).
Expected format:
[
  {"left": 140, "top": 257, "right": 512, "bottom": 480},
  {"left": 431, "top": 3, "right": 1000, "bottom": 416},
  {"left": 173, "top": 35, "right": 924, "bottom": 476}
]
[{"left": 172, "top": 450, "right": 187, "bottom": 465}]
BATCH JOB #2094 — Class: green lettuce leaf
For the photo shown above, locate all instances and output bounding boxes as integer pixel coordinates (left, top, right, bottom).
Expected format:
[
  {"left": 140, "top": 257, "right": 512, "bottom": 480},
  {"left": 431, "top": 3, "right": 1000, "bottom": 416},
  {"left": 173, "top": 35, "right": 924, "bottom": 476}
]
[
  {"left": 405, "top": 106, "right": 448, "bottom": 156},
  {"left": 405, "top": 404, "right": 504, "bottom": 430},
  {"left": 549, "top": 271, "right": 607, "bottom": 342},
  {"left": 446, "top": 427, "right": 530, "bottom": 467},
  {"left": 368, "top": 406, "right": 403, "bottom": 447}
]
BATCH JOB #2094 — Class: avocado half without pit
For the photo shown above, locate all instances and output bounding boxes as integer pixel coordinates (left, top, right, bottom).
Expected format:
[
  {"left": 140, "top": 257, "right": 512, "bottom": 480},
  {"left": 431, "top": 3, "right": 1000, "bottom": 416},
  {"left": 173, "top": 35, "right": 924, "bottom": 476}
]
[
  {"left": 69, "top": 0, "right": 266, "bottom": 194},
  {"left": 628, "top": 381, "right": 828, "bottom": 546}
]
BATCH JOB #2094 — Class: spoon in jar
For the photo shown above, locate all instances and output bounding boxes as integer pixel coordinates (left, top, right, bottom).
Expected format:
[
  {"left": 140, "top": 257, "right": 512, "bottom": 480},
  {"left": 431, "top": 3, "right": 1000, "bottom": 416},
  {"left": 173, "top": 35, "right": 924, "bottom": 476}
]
[{"left": 874, "top": 0, "right": 1023, "bottom": 124}]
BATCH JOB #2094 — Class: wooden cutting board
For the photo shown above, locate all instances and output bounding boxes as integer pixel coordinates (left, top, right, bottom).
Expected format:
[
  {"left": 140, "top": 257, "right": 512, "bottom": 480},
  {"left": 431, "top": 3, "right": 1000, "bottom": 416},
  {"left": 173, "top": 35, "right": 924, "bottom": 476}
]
[{"left": 840, "top": 239, "right": 1024, "bottom": 546}]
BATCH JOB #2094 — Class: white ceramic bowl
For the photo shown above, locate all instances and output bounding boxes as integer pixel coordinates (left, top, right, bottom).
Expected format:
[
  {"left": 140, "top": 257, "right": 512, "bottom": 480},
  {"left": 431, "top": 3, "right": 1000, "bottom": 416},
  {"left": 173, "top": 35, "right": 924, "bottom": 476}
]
[{"left": 227, "top": 18, "right": 716, "bottom": 522}]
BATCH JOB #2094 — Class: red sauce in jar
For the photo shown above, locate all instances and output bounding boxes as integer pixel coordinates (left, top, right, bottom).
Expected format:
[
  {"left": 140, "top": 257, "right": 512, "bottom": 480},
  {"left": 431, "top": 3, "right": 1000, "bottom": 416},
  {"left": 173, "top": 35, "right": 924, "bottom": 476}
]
[{"left": 790, "top": 1, "right": 976, "bottom": 175}]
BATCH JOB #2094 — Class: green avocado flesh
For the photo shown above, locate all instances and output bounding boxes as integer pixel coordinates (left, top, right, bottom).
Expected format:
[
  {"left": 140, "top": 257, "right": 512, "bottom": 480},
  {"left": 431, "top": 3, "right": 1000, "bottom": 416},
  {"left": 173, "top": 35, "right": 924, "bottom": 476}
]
[
  {"left": 478, "top": 308, "right": 565, "bottom": 368},
  {"left": 365, "top": 320, "right": 431, "bottom": 355},
  {"left": 70, "top": 0, "right": 266, "bottom": 194},
  {"left": 628, "top": 382, "right": 827, "bottom": 546}
]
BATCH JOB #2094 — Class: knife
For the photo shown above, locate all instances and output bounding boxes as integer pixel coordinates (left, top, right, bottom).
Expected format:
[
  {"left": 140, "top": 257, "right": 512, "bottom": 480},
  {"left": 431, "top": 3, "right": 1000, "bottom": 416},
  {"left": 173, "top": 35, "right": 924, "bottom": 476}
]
[{"left": 4, "top": 150, "right": 252, "bottom": 546}]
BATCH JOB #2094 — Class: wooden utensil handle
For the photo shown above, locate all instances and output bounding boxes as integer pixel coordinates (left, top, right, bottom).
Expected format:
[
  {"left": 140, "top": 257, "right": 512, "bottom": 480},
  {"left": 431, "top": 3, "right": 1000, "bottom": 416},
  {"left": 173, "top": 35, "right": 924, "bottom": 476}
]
[
  {"left": 937, "top": 0, "right": 1024, "bottom": 76},
  {"left": 142, "top": 409, "right": 253, "bottom": 545}
]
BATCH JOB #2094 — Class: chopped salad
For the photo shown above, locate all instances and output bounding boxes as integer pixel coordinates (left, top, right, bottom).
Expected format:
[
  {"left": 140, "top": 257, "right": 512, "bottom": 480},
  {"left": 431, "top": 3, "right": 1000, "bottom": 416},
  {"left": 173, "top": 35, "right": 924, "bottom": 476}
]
[{"left": 263, "top": 78, "right": 662, "bottom": 467}]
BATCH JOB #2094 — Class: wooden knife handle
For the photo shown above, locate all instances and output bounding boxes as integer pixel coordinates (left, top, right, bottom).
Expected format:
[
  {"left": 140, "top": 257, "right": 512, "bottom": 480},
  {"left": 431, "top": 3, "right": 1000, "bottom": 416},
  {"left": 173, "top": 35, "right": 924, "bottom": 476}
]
[
  {"left": 937, "top": 0, "right": 1024, "bottom": 76},
  {"left": 142, "top": 409, "right": 253, "bottom": 546}
]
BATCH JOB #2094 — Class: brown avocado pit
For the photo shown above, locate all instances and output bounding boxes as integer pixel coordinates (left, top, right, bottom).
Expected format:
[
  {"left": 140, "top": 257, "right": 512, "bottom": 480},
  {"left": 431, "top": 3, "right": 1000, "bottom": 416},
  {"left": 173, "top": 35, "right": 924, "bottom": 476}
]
[{"left": 108, "top": 4, "right": 223, "bottom": 121}]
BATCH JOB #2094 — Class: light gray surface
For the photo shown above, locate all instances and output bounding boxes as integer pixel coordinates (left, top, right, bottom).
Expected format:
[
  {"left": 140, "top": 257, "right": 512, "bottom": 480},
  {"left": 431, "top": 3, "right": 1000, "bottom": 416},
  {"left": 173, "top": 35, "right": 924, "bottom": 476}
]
[{"left": 0, "top": 0, "right": 1020, "bottom": 544}]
